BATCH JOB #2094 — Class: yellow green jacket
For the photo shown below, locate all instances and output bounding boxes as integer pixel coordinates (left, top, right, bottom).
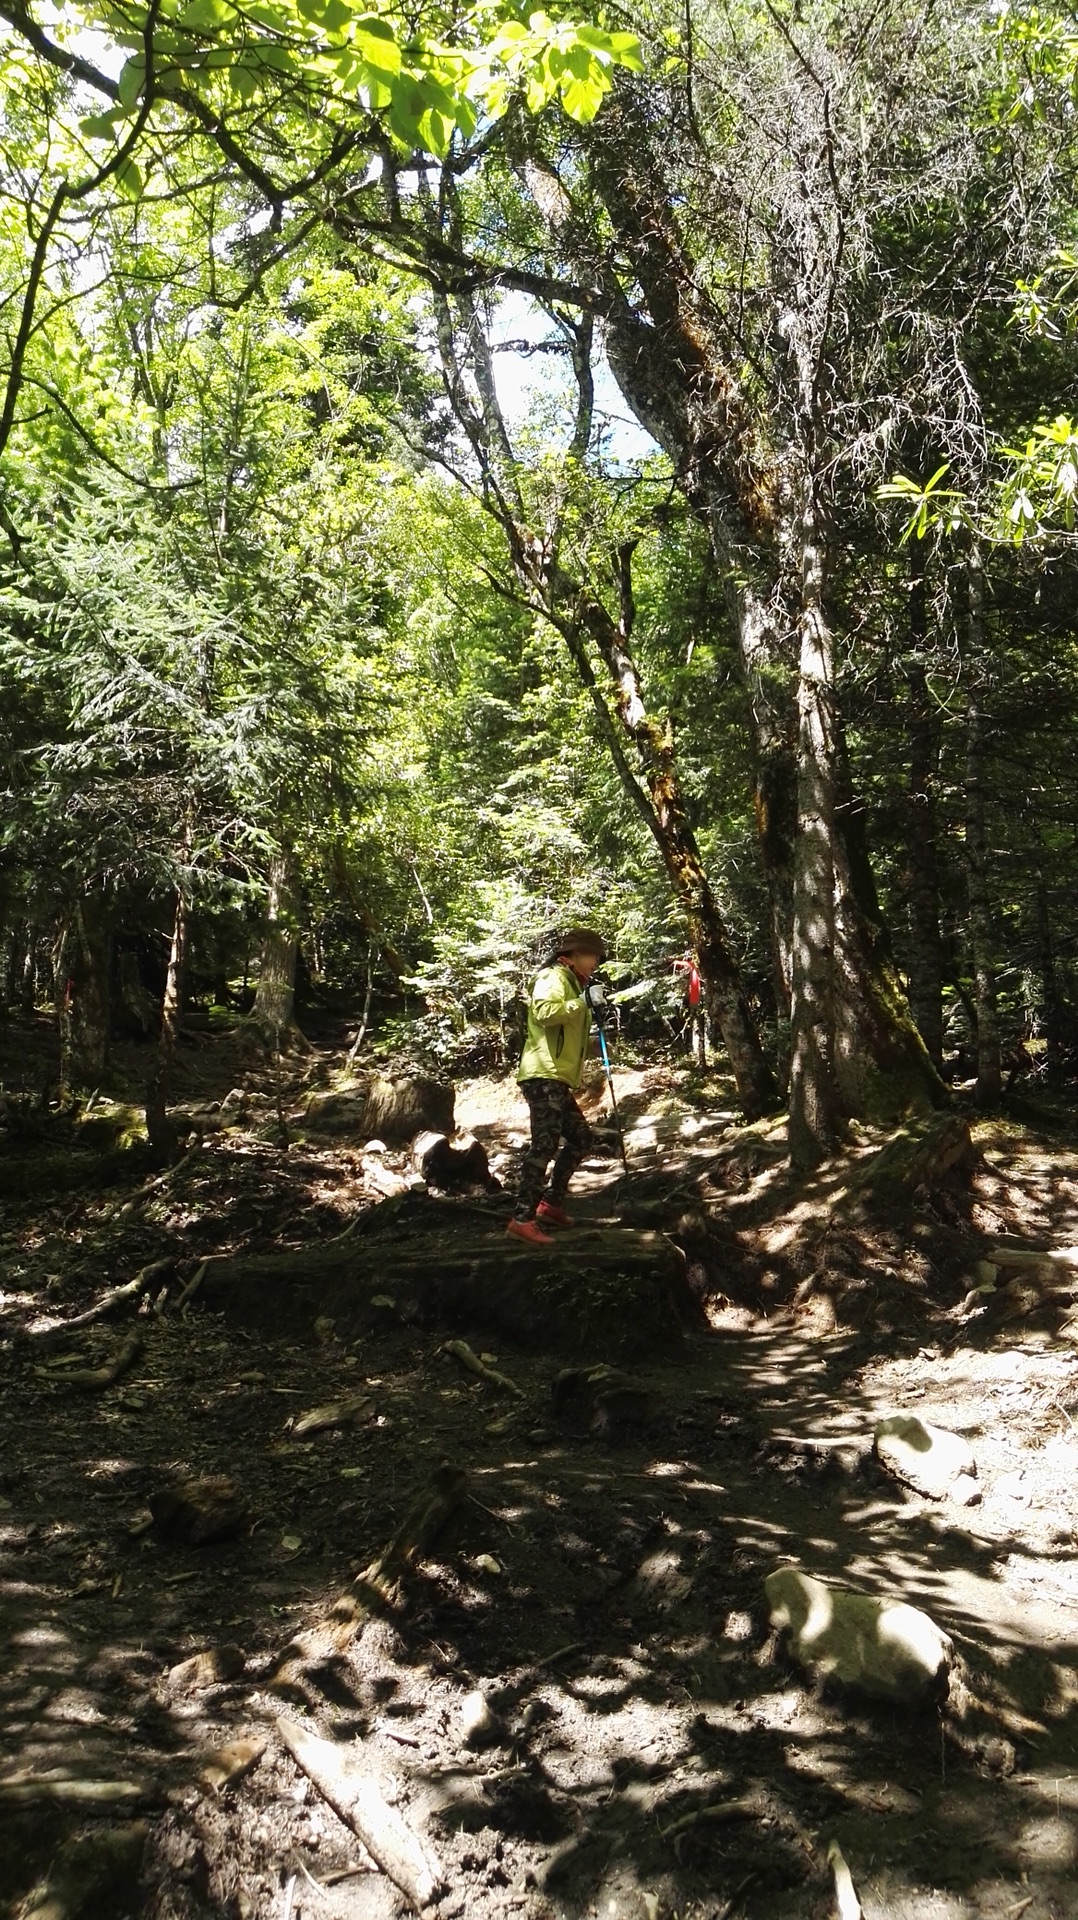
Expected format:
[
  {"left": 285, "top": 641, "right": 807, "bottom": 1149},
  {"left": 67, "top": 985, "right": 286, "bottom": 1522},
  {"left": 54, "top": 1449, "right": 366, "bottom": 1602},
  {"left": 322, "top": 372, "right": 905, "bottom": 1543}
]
[{"left": 517, "top": 963, "right": 592, "bottom": 1088}]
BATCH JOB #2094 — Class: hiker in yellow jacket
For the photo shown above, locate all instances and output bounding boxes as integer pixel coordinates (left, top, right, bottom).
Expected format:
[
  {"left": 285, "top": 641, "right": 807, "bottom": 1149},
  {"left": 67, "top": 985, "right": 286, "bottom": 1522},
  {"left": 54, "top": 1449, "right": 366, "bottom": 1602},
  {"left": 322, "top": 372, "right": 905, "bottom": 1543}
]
[{"left": 507, "top": 927, "right": 607, "bottom": 1247}]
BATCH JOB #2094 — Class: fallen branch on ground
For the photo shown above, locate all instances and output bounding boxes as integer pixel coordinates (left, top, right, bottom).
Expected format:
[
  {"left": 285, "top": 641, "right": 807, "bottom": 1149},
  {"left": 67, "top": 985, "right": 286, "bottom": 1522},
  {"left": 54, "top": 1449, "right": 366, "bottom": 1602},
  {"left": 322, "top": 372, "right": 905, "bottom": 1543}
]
[
  {"left": 989, "top": 1240, "right": 1078, "bottom": 1272},
  {"left": 174, "top": 1260, "right": 210, "bottom": 1312},
  {"left": 662, "top": 1796, "right": 758, "bottom": 1844},
  {"left": 664, "top": 1797, "right": 757, "bottom": 1858},
  {"left": 0, "top": 1771, "right": 155, "bottom": 1807},
  {"left": 442, "top": 1340, "right": 524, "bottom": 1398},
  {"left": 108, "top": 1144, "right": 202, "bottom": 1220},
  {"left": 292, "top": 1393, "right": 372, "bottom": 1436},
  {"left": 277, "top": 1718, "right": 444, "bottom": 1910},
  {"left": 28, "top": 1259, "right": 174, "bottom": 1343},
  {"left": 826, "top": 1839, "right": 862, "bottom": 1920},
  {"left": 356, "top": 1463, "right": 469, "bottom": 1606},
  {"left": 270, "top": 1465, "right": 467, "bottom": 1692},
  {"left": 61, "top": 1330, "right": 144, "bottom": 1392}
]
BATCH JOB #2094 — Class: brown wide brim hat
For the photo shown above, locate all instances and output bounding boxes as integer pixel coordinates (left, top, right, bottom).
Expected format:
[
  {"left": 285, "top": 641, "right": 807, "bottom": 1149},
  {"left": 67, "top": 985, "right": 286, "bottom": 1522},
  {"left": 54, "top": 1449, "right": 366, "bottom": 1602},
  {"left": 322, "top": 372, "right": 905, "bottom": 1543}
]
[{"left": 543, "top": 926, "right": 607, "bottom": 965}]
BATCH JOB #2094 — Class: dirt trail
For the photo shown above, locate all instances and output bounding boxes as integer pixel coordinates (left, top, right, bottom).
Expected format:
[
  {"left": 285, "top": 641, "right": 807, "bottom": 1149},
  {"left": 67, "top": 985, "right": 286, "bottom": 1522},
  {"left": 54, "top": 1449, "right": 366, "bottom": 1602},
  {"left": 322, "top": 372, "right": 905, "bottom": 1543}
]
[{"left": 2, "top": 1061, "right": 1078, "bottom": 1920}]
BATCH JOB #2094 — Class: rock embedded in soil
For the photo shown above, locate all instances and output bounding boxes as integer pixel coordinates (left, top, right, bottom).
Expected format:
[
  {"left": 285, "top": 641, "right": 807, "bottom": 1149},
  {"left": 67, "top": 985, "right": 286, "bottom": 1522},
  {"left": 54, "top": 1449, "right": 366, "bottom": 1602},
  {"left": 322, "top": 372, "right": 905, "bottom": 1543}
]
[
  {"left": 412, "top": 1130, "right": 495, "bottom": 1189},
  {"left": 459, "top": 1688, "right": 503, "bottom": 1748},
  {"left": 765, "top": 1566, "right": 953, "bottom": 1701},
  {"left": 165, "top": 1645, "right": 246, "bottom": 1692},
  {"left": 874, "top": 1414, "right": 980, "bottom": 1503},
  {"left": 149, "top": 1475, "right": 249, "bottom": 1545}
]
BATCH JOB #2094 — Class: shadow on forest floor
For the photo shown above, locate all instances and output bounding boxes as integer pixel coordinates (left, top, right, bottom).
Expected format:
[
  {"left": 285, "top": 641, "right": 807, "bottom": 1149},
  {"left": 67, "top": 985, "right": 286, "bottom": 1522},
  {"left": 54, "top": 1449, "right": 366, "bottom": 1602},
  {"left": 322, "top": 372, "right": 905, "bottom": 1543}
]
[{"left": 2, "top": 1028, "right": 1078, "bottom": 1919}]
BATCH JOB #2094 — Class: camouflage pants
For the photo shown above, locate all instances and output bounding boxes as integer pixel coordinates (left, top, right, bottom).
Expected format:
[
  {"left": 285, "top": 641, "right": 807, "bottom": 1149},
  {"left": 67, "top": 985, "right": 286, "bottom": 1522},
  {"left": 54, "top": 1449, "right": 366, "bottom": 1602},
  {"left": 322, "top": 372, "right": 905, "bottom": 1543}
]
[{"left": 514, "top": 1078, "right": 594, "bottom": 1220}]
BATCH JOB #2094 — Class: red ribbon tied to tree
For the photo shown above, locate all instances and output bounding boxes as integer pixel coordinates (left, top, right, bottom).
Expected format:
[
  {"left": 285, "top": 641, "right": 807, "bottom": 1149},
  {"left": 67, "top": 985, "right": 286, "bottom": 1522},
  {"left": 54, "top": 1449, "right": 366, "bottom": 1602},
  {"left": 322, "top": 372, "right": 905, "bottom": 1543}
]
[{"left": 671, "top": 955, "right": 701, "bottom": 1006}]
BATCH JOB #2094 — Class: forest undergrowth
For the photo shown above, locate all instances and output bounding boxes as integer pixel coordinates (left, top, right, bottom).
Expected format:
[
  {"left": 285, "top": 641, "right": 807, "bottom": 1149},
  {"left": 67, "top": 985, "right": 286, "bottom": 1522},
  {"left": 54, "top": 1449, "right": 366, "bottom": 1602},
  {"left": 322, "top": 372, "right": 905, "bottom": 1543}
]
[{"left": 2, "top": 1019, "right": 1078, "bottom": 1920}]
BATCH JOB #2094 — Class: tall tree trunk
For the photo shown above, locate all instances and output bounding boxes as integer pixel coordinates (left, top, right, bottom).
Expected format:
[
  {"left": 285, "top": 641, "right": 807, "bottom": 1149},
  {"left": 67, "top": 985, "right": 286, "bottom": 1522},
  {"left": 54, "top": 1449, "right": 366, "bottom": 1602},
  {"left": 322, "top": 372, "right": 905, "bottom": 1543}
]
[
  {"left": 416, "top": 172, "right": 778, "bottom": 1124},
  {"left": 55, "top": 898, "right": 112, "bottom": 1094},
  {"left": 1035, "top": 866, "right": 1063, "bottom": 1075},
  {"left": 553, "top": 584, "right": 780, "bottom": 1119},
  {"left": 255, "top": 848, "right": 301, "bottom": 1037},
  {"left": 904, "top": 550, "right": 944, "bottom": 1066},
  {"left": 2, "top": 922, "right": 23, "bottom": 1011},
  {"left": 728, "top": 569, "right": 797, "bottom": 1013},
  {"left": 541, "top": 101, "right": 943, "bottom": 1128},
  {"left": 19, "top": 923, "right": 39, "bottom": 1015},
  {"left": 146, "top": 890, "right": 188, "bottom": 1159},
  {"left": 965, "top": 545, "right": 1002, "bottom": 1105},
  {"left": 788, "top": 492, "right": 842, "bottom": 1168}
]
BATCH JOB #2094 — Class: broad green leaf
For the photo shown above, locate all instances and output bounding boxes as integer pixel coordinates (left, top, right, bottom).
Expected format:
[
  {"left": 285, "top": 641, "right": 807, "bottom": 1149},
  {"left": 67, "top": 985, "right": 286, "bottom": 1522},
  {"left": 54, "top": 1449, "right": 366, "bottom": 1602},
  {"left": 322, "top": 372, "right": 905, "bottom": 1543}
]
[
  {"left": 321, "top": 0, "right": 355, "bottom": 31},
  {"left": 229, "top": 62, "right": 261, "bottom": 98},
  {"left": 352, "top": 15, "right": 395, "bottom": 41},
  {"left": 560, "top": 69, "right": 606, "bottom": 120},
  {"left": 575, "top": 25, "right": 620, "bottom": 54},
  {"left": 453, "top": 93, "right": 477, "bottom": 136},
  {"left": 563, "top": 43, "right": 594, "bottom": 80},
  {"left": 117, "top": 55, "right": 146, "bottom": 109},
  {"left": 80, "top": 110, "right": 124, "bottom": 140},
  {"left": 417, "top": 106, "right": 451, "bottom": 154},
  {"left": 116, "top": 156, "right": 143, "bottom": 197},
  {"left": 354, "top": 26, "right": 401, "bottom": 73},
  {"left": 173, "top": 0, "right": 230, "bottom": 28}
]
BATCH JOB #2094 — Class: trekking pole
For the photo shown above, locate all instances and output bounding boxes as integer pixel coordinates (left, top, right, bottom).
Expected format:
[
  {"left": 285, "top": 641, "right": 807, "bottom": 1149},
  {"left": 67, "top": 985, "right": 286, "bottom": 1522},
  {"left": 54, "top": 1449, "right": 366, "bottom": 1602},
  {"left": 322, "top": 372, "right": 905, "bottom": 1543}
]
[{"left": 593, "top": 1011, "right": 629, "bottom": 1178}]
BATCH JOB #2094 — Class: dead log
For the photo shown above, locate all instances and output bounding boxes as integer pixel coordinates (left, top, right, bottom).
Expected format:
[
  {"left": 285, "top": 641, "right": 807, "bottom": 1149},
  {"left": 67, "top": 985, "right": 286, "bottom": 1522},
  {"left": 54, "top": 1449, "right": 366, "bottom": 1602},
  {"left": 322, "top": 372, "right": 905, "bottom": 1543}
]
[
  {"left": 413, "top": 1131, "right": 493, "bottom": 1189},
  {"left": 28, "top": 1259, "right": 175, "bottom": 1343},
  {"left": 61, "top": 1330, "right": 144, "bottom": 1392},
  {"left": 202, "top": 1223, "right": 695, "bottom": 1357},
  {"left": 849, "top": 1114, "right": 975, "bottom": 1207},
  {"left": 277, "top": 1718, "right": 444, "bottom": 1909}
]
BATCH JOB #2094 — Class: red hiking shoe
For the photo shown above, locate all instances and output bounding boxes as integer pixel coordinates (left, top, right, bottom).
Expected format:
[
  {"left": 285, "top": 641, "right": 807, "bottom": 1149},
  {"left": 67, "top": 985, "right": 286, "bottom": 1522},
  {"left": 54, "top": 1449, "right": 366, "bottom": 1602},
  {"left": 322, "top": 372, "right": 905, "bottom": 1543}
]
[
  {"left": 506, "top": 1217, "right": 553, "bottom": 1247},
  {"left": 536, "top": 1200, "right": 573, "bottom": 1229}
]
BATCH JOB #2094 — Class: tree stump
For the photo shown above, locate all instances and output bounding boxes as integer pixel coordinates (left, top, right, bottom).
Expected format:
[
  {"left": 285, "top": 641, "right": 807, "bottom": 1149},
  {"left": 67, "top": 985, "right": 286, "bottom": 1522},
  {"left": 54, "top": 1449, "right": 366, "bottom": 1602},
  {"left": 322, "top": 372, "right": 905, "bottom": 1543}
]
[
  {"left": 850, "top": 1113, "right": 975, "bottom": 1208},
  {"left": 304, "top": 1074, "right": 454, "bottom": 1142}
]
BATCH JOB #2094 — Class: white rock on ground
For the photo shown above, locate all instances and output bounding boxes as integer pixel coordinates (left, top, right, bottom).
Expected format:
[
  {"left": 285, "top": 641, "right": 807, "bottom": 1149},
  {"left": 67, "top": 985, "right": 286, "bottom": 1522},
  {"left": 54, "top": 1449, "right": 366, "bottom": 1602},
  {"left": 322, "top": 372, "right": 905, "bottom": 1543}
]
[
  {"left": 459, "top": 1689, "right": 502, "bottom": 1748},
  {"left": 765, "top": 1567, "right": 953, "bottom": 1701},
  {"left": 874, "top": 1412, "right": 980, "bottom": 1504}
]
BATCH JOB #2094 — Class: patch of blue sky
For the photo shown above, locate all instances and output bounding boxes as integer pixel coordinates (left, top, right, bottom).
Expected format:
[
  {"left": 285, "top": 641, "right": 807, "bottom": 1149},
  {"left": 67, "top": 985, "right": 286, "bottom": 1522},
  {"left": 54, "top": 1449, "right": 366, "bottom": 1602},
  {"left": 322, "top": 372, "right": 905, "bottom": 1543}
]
[{"left": 488, "top": 290, "right": 659, "bottom": 469}]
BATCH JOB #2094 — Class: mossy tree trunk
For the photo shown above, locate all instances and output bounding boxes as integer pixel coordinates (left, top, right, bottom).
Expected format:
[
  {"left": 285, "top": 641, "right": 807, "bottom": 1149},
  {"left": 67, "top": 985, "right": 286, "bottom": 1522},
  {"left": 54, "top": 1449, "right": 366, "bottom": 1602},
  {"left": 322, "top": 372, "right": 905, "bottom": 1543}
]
[
  {"left": 965, "top": 545, "right": 1002, "bottom": 1105},
  {"left": 255, "top": 847, "right": 301, "bottom": 1039},
  {"left": 146, "top": 889, "right": 188, "bottom": 1159},
  {"left": 904, "top": 548, "right": 944, "bottom": 1067},
  {"left": 557, "top": 580, "right": 780, "bottom": 1120},
  {"left": 55, "top": 897, "right": 112, "bottom": 1094},
  {"left": 788, "top": 489, "right": 842, "bottom": 1168}
]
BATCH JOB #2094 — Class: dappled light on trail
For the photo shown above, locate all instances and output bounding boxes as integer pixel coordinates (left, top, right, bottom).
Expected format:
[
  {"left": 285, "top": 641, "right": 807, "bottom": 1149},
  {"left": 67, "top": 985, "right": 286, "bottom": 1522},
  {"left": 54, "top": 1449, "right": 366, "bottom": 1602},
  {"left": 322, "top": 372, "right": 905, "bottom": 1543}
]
[{"left": 3, "top": 1071, "right": 1078, "bottom": 1918}]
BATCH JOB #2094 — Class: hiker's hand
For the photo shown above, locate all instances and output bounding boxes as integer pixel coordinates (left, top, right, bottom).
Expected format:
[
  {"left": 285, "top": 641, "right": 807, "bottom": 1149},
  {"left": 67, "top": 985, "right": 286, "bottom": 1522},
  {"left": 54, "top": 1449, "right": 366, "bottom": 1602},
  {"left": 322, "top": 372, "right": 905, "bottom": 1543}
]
[{"left": 586, "top": 982, "right": 606, "bottom": 1009}]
